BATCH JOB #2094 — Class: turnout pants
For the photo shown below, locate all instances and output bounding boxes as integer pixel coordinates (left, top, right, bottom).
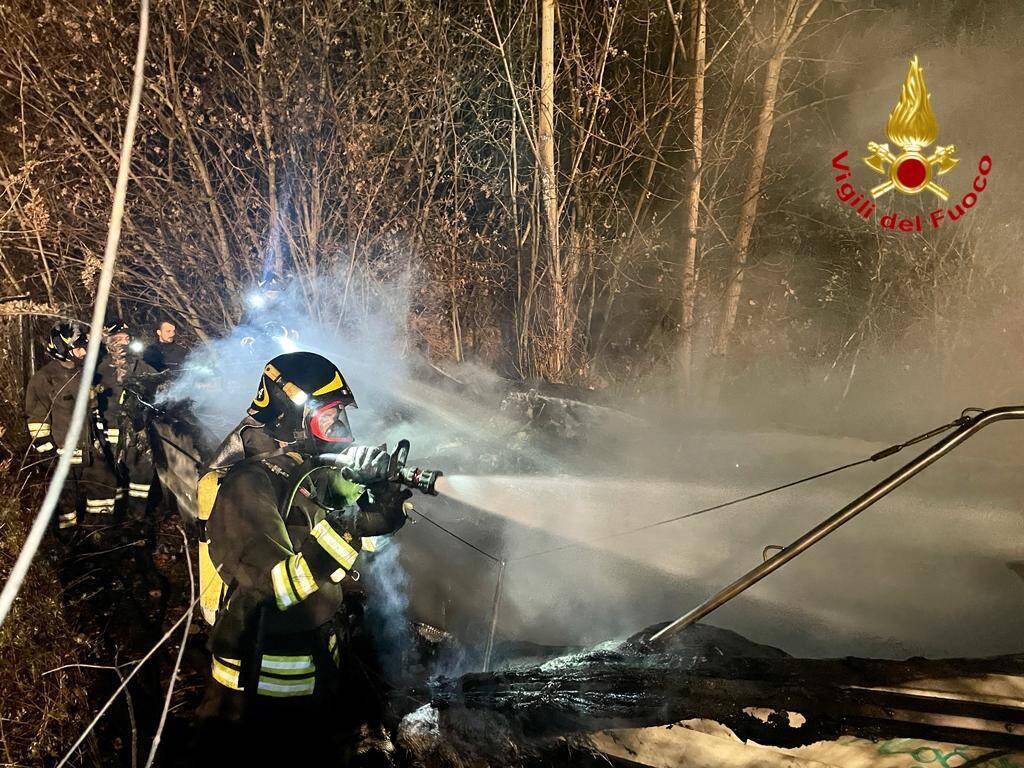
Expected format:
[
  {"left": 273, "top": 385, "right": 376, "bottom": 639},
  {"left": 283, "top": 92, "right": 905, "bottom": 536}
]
[
  {"left": 190, "top": 619, "right": 389, "bottom": 766},
  {"left": 112, "top": 423, "right": 155, "bottom": 521},
  {"left": 50, "top": 445, "right": 118, "bottom": 537},
  {"left": 112, "top": 422, "right": 165, "bottom": 614},
  {"left": 54, "top": 458, "right": 83, "bottom": 534},
  {"left": 77, "top": 447, "right": 119, "bottom": 529}
]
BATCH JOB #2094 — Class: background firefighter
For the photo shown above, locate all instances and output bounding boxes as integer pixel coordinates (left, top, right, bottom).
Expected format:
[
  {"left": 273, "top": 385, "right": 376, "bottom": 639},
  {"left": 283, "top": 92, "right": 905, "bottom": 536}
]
[
  {"left": 25, "top": 321, "right": 119, "bottom": 541},
  {"left": 96, "top": 319, "right": 159, "bottom": 521},
  {"left": 240, "top": 271, "right": 290, "bottom": 329},
  {"left": 239, "top": 271, "right": 301, "bottom": 355},
  {"left": 94, "top": 318, "right": 167, "bottom": 617},
  {"left": 143, "top": 317, "right": 187, "bottom": 373},
  {"left": 192, "top": 352, "right": 410, "bottom": 765}
]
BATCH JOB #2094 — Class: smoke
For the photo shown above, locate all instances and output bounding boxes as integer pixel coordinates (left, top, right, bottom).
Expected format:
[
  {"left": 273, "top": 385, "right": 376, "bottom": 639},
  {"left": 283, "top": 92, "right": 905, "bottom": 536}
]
[
  {"left": 155, "top": 259, "right": 1024, "bottom": 664},
  {"left": 430, "top": 428, "right": 1024, "bottom": 660},
  {"left": 152, "top": 1, "right": 1024, "bottom": 665},
  {"left": 612, "top": 0, "right": 1024, "bottom": 447},
  {"left": 158, "top": 272, "right": 413, "bottom": 444},
  {"left": 158, "top": 271, "right": 558, "bottom": 472},
  {"left": 464, "top": 94, "right": 1024, "bottom": 656},
  {"left": 362, "top": 540, "right": 414, "bottom": 684},
  {"left": 764, "top": 1, "right": 1024, "bottom": 440}
]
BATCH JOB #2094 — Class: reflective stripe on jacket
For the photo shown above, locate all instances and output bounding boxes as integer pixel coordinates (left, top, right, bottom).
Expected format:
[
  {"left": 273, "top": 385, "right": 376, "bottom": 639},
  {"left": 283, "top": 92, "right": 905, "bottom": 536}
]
[{"left": 206, "top": 452, "right": 363, "bottom": 697}]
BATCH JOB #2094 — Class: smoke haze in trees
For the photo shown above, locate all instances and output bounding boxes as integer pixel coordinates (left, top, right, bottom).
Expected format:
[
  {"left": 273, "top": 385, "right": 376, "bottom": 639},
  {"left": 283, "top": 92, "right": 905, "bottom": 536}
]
[
  {"left": 152, "top": 1, "right": 1024, "bottom": 664},
  {"left": 156, "top": 260, "right": 1024, "bottom": 668}
]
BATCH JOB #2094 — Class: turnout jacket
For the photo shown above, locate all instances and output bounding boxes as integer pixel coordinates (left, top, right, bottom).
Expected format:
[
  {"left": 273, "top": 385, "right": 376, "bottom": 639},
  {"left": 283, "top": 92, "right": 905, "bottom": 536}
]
[
  {"left": 25, "top": 360, "right": 92, "bottom": 458},
  {"left": 207, "top": 451, "right": 366, "bottom": 697},
  {"left": 95, "top": 353, "right": 157, "bottom": 443}
]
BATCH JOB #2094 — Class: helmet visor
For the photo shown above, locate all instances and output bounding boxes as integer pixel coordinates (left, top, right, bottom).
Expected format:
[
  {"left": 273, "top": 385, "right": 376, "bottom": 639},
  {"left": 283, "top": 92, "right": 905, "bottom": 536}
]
[{"left": 308, "top": 400, "right": 354, "bottom": 444}]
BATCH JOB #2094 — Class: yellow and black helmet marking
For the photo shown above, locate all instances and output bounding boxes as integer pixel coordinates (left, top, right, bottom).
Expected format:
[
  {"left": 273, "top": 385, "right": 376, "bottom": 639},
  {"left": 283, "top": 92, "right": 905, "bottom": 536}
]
[
  {"left": 247, "top": 352, "right": 355, "bottom": 441},
  {"left": 46, "top": 321, "right": 88, "bottom": 363}
]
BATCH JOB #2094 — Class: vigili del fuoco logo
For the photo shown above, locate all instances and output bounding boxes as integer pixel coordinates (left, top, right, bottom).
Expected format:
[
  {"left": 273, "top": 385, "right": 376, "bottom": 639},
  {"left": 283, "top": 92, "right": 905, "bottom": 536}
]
[{"left": 831, "top": 56, "right": 991, "bottom": 232}]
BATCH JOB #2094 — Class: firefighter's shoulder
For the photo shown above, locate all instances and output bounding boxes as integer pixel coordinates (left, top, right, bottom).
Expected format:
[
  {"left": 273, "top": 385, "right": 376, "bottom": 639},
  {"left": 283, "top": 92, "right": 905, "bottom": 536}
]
[
  {"left": 29, "top": 359, "right": 71, "bottom": 389},
  {"left": 215, "top": 455, "right": 282, "bottom": 508},
  {"left": 35, "top": 358, "right": 66, "bottom": 378},
  {"left": 92, "top": 356, "right": 115, "bottom": 390},
  {"left": 94, "top": 355, "right": 114, "bottom": 376}
]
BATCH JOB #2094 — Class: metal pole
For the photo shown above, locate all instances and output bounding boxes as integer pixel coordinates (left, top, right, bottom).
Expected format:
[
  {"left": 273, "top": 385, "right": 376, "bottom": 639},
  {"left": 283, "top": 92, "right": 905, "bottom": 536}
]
[
  {"left": 482, "top": 559, "right": 506, "bottom": 672},
  {"left": 650, "top": 406, "right": 1024, "bottom": 645}
]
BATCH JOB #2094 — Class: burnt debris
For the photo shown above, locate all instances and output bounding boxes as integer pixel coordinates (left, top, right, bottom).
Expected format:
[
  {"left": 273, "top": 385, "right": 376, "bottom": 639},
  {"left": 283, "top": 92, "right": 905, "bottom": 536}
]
[{"left": 408, "top": 623, "right": 1024, "bottom": 758}]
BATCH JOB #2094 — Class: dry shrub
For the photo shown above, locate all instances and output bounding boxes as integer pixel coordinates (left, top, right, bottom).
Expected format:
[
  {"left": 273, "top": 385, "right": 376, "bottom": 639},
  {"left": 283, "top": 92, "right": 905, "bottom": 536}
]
[{"left": 0, "top": 468, "right": 96, "bottom": 766}]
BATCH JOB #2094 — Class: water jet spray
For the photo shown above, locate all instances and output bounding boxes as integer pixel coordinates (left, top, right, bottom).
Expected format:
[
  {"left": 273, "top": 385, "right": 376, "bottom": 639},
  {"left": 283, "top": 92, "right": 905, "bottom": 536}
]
[{"left": 651, "top": 405, "right": 1024, "bottom": 644}]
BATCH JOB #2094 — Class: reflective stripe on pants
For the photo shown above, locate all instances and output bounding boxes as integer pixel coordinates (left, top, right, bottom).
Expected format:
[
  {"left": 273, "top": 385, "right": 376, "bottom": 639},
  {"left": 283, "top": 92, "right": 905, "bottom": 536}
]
[
  {"left": 56, "top": 448, "right": 83, "bottom": 465},
  {"left": 128, "top": 482, "right": 151, "bottom": 499},
  {"left": 85, "top": 498, "right": 116, "bottom": 514},
  {"left": 211, "top": 654, "right": 317, "bottom": 698}
]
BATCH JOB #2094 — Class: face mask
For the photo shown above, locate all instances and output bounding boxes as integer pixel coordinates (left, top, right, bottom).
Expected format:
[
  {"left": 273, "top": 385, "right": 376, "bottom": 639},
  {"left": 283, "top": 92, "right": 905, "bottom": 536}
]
[{"left": 307, "top": 400, "right": 354, "bottom": 446}]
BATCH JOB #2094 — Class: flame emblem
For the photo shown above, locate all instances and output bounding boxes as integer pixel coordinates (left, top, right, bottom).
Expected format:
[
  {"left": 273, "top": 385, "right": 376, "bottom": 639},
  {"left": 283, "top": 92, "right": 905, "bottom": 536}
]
[{"left": 863, "top": 56, "right": 958, "bottom": 200}]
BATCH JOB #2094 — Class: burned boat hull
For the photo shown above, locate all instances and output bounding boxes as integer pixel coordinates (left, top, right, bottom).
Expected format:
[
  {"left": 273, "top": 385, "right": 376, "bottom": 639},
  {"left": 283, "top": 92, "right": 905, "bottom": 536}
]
[{"left": 401, "top": 624, "right": 1024, "bottom": 764}]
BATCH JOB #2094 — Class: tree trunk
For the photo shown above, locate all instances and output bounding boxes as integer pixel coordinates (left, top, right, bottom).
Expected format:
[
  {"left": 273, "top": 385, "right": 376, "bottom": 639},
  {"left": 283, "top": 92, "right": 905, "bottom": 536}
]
[
  {"left": 427, "top": 627, "right": 1024, "bottom": 754},
  {"left": 712, "top": 52, "right": 784, "bottom": 359},
  {"left": 539, "top": 0, "right": 565, "bottom": 379},
  {"left": 679, "top": 0, "right": 706, "bottom": 392},
  {"left": 259, "top": 4, "right": 281, "bottom": 276},
  {"left": 712, "top": 0, "right": 823, "bottom": 360}
]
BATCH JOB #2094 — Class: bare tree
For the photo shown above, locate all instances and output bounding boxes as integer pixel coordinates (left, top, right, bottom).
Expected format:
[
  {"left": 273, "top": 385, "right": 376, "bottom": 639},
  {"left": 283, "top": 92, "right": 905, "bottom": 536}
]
[
  {"left": 677, "top": 0, "right": 706, "bottom": 391},
  {"left": 712, "top": 0, "right": 823, "bottom": 359},
  {"left": 538, "top": 0, "right": 565, "bottom": 377}
]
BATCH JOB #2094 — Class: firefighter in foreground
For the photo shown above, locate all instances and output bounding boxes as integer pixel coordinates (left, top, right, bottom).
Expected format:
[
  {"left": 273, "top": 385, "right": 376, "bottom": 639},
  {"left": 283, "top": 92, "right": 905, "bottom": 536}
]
[
  {"left": 25, "top": 321, "right": 118, "bottom": 537},
  {"left": 194, "top": 351, "right": 410, "bottom": 764}
]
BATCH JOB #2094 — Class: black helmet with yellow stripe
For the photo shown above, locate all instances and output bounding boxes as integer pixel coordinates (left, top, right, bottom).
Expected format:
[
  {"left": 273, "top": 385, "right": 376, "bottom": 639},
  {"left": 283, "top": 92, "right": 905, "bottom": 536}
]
[
  {"left": 46, "top": 321, "right": 88, "bottom": 363},
  {"left": 248, "top": 352, "right": 356, "bottom": 449}
]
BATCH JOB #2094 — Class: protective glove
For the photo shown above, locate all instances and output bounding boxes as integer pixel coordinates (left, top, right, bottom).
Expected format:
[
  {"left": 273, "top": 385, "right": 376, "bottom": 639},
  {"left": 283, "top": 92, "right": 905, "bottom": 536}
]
[
  {"left": 328, "top": 482, "right": 411, "bottom": 538},
  {"left": 365, "top": 482, "right": 412, "bottom": 535},
  {"left": 338, "top": 444, "right": 391, "bottom": 485}
]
